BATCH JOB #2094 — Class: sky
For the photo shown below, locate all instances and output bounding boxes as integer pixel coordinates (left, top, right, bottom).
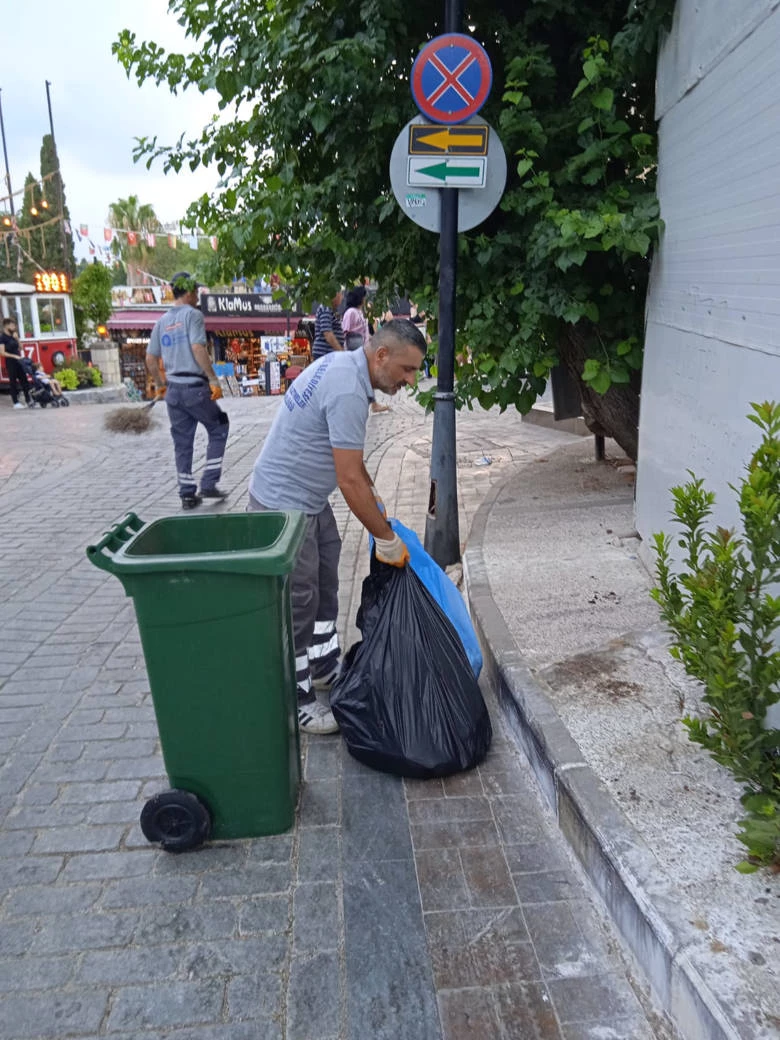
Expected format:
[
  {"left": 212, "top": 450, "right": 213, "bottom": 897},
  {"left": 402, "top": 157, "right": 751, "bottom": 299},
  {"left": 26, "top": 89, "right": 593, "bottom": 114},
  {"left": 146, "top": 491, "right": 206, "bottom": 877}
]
[{"left": 2, "top": 0, "right": 218, "bottom": 261}]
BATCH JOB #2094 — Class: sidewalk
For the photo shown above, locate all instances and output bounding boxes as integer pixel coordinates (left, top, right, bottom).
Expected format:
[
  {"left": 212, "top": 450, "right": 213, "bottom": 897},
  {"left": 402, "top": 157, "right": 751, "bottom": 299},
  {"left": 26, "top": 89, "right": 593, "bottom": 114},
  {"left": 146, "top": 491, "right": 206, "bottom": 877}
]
[
  {"left": 463, "top": 436, "right": 779, "bottom": 1040},
  {"left": 1, "top": 389, "right": 669, "bottom": 1039}
]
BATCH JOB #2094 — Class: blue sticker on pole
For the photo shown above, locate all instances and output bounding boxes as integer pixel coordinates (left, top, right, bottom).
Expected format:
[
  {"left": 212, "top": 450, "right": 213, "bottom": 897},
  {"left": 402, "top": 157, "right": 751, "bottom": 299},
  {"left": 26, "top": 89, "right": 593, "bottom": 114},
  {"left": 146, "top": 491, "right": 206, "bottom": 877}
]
[{"left": 411, "top": 33, "right": 492, "bottom": 125}]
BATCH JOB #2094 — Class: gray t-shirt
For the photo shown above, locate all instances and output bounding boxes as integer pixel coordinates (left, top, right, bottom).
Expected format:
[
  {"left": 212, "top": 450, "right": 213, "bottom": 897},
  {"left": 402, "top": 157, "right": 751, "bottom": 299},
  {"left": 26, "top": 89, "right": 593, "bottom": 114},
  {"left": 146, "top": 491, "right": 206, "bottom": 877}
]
[
  {"left": 147, "top": 303, "right": 207, "bottom": 383},
  {"left": 249, "top": 348, "right": 374, "bottom": 513}
]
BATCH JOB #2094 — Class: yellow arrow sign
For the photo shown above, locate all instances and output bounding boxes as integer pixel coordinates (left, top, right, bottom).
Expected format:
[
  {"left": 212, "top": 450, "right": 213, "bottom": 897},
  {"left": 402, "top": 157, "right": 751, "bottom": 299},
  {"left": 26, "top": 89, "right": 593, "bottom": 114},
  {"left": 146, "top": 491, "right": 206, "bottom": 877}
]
[{"left": 408, "top": 124, "right": 489, "bottom": 156}]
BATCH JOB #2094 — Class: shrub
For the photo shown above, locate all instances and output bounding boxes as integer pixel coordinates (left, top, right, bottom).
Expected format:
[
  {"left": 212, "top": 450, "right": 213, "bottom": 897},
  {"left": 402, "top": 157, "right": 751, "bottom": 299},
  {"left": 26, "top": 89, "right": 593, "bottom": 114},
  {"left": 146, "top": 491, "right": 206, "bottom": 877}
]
[
  {"left": 56, "top": 357, "right": 103, "bottom": 389},
  {"left": 652, "top": 402, "right": 780, "bottom": 872},
  {"left": 56, "top": 368, "right": 79, "bottom": 391}
]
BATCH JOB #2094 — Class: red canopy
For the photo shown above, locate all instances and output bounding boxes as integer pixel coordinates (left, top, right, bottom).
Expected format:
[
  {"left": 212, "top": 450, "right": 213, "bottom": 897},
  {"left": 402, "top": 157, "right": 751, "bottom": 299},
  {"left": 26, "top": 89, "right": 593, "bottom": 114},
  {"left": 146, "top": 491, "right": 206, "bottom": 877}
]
[
  {"left": 108, "top": 308, "right": 303, "bottom": 334},
  {"left": 108, "top": 309, "right": 165, "bottom": 330}
]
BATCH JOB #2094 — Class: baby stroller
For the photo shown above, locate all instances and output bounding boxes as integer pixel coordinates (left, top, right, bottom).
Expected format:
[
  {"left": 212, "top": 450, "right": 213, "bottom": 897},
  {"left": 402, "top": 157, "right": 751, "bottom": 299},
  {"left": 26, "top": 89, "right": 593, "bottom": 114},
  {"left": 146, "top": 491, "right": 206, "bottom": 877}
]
[{"left": 26, "top": 360, "right": 69, "bottom": 408}]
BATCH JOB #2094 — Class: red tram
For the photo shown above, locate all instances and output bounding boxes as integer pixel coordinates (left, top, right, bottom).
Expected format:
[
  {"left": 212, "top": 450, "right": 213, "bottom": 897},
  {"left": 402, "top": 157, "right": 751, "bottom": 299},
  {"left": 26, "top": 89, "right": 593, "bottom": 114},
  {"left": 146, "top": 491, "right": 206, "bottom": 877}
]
[{"left": 0, "top": 272, "right": 78, "bottom": 384}]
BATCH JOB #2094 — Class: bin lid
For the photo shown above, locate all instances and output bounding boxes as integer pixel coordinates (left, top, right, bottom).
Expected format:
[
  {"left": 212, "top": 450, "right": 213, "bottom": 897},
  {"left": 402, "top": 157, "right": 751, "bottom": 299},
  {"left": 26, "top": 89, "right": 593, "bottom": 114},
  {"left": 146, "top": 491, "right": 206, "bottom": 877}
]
[{"left": 87, "top": 511, "right": 306, "bottom": 577}]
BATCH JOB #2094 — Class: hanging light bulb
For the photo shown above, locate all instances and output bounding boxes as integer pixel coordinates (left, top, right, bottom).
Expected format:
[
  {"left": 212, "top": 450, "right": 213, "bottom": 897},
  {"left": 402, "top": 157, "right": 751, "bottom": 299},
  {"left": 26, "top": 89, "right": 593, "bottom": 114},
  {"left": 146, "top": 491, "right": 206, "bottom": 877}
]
[
  {"left": 41, "top": 198, "right": 49, "bottom": 209},
  {"left": 30, "top": 206, "right": 39, "bottom": 216}
]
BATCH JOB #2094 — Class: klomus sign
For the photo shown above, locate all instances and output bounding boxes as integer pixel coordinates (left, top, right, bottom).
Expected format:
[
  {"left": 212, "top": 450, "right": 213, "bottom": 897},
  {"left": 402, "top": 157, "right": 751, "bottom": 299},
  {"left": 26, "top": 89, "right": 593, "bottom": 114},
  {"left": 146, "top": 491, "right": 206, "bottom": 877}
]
[{"left": 202, "top": 293, "right": 285, "bottom": 316}]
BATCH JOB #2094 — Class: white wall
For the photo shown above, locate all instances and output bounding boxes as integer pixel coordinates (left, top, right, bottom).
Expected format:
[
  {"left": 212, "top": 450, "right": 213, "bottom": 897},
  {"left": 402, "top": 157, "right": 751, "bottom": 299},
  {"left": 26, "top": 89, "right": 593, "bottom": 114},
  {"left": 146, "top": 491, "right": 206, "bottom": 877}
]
[{"left": 636, "top": 0, "right": 780, "bottom": 545}]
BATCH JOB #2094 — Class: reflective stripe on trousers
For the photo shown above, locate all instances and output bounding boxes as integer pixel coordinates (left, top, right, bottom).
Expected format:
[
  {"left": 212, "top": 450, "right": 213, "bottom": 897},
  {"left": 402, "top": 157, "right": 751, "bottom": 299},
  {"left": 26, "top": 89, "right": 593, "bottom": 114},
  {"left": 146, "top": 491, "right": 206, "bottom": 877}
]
[{"left": 247, "top": 493, "right": 341, "bottom": 699}]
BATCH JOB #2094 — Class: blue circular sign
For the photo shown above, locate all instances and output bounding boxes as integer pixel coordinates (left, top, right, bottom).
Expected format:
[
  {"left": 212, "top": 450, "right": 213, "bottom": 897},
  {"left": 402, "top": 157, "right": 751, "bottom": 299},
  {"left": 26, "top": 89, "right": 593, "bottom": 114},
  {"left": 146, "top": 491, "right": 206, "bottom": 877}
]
[{"left": 411, "top": 33, "right": 492, "bottom": 125}]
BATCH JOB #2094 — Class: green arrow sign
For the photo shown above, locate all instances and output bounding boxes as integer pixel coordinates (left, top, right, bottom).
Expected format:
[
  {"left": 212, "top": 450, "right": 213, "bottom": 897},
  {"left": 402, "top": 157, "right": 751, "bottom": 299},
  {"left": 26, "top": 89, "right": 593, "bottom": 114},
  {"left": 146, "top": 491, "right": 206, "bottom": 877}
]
[
  {"left": 418, "top": 162, "right": 482, "bottom": 180},
  {"left": 407, "top": 156, "right": 487, "bottom": 188}
]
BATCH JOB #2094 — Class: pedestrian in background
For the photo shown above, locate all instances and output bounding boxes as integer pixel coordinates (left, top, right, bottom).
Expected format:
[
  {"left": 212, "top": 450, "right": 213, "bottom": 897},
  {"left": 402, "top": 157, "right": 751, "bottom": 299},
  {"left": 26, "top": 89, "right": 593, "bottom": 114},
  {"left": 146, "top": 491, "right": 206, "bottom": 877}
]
[
  {"left": 0, "top": 318, "right": 32, "bottom": 409},
  {"left": 247, "top": 319, "right": 426, "bottom": 734},
  {"left": 342, "top": 286, "right": 390, "bottom": 414},
  {"left": 410, "top": 303, "right": 433, "bottom": 379},
  {"left": 311, "top": 288, "right": 345, "bottom": 360},
  {"left": 146, "top": 272, "right": 229, "bottom": 510}
]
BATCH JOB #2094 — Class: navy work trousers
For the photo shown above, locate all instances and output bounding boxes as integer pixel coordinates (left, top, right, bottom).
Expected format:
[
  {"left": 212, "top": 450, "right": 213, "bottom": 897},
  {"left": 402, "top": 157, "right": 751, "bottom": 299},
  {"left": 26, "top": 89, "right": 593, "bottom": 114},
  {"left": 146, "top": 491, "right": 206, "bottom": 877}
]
[{"left": 165, "top": 382, "right": 229, "bottom": 498}]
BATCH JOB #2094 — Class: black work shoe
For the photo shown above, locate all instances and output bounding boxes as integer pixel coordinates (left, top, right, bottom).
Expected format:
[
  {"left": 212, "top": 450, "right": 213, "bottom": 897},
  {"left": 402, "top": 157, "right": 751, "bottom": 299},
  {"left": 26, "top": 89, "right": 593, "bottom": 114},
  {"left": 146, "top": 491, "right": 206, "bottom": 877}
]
[
  {"left": 200, "top": 487, "right": 228, "bottom": 500},
  {"left": 181, "top": 494, "right": 202, "bottom": 510}
]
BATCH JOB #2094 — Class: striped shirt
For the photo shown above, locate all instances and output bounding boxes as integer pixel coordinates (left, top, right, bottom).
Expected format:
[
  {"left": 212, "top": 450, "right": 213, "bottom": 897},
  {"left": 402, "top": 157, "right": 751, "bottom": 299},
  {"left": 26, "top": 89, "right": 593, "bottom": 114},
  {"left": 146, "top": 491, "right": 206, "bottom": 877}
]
[{"left": 311, "top": 304, "right": 345, "bottom": 359}]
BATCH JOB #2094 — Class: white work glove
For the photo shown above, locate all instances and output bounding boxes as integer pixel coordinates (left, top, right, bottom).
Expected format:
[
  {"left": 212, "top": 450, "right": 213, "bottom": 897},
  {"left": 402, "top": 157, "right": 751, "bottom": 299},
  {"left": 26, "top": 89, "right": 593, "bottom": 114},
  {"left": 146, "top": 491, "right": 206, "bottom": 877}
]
[{"left": 375, "top": 532, "right": 410, "bottom": 568}]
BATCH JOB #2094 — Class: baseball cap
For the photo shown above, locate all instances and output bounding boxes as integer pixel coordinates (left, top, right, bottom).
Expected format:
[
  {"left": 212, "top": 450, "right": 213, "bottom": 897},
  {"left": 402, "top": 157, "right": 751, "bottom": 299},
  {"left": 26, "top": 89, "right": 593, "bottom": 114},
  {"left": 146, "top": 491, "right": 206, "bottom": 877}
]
[{"left": 171, "top": 272, "right": 201, "bottom": 297}]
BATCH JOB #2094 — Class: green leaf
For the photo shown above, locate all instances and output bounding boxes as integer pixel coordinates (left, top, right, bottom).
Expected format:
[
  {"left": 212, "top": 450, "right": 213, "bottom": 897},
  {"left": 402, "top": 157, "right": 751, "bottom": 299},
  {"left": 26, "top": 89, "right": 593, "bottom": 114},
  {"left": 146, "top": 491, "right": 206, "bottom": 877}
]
[
  {"left": 577, "top": 116, "right": 595, "bottom": 133},
  {"left": 734, "top": 861, "right": 760, "bottom": 874},
  {"left": 583, "top": 58, "right": 599, "bottom": 82},
  {"left": 516, "top": 158, "right": 533, "bottom": 178},
  {"left": 572, "top": 77, "right": 589, "bottom": 99},
  {"left": 591, "top": 87, "right": 614, "bottom": 111},
  {"left": 582, "top": 358, "right": 601, "bottom": 381},
  {"left": 609, "top": 366, "right": 630, "bottom": 384},
  {"left": 631, "top": 132, "right": 653, "bottom": 149},
  {"left": 590, "top": 369, "right": 612, "bottom": 394}
]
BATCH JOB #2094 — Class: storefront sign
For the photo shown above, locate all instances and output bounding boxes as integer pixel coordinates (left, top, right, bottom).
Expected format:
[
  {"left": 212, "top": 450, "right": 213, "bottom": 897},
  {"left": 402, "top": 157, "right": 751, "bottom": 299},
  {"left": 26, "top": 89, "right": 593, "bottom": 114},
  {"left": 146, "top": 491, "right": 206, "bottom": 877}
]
[
  {"left": 202, "top": 293, "right": 286, "bottom": 317},
  {"left": 34, "top": 271, "right": 70, "bottom": 293}
]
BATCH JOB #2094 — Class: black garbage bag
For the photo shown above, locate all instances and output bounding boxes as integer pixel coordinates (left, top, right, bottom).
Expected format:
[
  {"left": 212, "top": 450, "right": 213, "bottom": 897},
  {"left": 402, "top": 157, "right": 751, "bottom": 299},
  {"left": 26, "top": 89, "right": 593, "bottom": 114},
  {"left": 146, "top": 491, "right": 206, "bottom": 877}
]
[{"left": 331, "top": 558, "right": 492, "bottom": 778}]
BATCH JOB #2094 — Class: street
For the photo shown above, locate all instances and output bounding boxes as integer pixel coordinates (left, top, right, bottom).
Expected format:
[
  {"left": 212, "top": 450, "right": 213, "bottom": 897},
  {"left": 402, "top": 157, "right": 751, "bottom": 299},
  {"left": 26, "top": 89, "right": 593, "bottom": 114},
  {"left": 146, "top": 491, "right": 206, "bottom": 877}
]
[{"left": 0, "top": 390, "right": 660, "bottom": 1040}]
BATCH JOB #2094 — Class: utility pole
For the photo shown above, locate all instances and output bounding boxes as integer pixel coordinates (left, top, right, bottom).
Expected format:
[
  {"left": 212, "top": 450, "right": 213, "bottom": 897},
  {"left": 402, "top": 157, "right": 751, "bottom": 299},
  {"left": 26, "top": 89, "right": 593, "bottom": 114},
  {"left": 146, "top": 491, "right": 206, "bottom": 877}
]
[
  {"left": 424, "top": 0, "right": 463, "bottom": 568},
  {"left": 45, "top": 80, "right": 70, "bottom": 276},
  {"left": 0, "top": 89, "right": 15, "bottom": 220}
]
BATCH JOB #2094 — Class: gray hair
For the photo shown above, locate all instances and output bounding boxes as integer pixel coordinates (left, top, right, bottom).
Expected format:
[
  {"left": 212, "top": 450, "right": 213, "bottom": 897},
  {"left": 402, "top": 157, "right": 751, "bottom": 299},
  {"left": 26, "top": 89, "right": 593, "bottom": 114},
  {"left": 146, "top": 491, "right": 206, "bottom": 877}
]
[{"left": 369, "top": 318, "right": 427, "bottom": 354}]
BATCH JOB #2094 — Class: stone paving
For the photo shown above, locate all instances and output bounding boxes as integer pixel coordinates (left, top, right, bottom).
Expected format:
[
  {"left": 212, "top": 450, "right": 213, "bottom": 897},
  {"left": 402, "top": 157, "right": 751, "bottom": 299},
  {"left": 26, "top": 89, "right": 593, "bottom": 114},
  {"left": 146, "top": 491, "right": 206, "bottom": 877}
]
[{"left": 0, "top": 386, "right": 663, "bottom": 1039}]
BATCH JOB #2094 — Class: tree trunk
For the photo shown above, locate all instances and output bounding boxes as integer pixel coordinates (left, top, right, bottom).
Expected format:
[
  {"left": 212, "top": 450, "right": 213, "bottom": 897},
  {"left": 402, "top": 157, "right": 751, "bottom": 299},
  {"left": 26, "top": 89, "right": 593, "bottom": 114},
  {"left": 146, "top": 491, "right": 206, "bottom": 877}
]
[{"left": 557, "top": 324, "right": 640, "bottom": 462}]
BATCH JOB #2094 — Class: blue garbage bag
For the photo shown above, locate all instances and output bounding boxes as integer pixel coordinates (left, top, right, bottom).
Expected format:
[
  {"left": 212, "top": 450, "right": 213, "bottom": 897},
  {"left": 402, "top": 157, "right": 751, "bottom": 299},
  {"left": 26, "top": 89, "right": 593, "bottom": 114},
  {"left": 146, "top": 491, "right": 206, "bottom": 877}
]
[{"left": 387, "top": 519, "right": 482, "bottom": 678}]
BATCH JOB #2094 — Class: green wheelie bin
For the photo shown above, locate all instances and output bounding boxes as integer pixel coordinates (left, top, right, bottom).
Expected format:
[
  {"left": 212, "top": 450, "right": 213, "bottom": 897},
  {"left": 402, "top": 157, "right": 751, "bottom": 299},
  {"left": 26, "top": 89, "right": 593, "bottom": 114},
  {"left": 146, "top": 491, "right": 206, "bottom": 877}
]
[{"left": 87, "top": 510, "right": 306, "bottom": 852}]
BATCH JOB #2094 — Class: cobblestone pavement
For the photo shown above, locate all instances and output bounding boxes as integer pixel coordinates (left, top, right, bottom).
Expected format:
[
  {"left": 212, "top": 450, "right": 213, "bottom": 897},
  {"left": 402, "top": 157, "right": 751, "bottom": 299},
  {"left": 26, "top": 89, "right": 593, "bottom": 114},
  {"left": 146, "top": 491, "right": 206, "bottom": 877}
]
[{"left": 0, "top": 387, "right": 662, "bottom": 1040}]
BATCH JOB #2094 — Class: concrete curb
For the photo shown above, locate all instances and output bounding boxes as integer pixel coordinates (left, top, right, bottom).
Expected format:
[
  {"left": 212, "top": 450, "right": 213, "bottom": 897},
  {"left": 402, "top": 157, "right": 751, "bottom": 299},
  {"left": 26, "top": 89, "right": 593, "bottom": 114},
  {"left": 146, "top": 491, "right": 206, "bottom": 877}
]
[
  {"left": 463, "top": 477, "right": 741, "bottom": 1040},
  {"left": 62, "top": 384, "right": 129, "bottom": 405}
]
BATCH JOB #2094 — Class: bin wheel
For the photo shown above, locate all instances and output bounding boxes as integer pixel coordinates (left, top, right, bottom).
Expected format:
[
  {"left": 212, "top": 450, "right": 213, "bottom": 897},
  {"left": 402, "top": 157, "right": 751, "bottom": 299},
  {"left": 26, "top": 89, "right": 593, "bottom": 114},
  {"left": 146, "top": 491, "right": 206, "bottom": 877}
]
[{"left": 140, "top": 789, "right": 211, "bottom": 852}]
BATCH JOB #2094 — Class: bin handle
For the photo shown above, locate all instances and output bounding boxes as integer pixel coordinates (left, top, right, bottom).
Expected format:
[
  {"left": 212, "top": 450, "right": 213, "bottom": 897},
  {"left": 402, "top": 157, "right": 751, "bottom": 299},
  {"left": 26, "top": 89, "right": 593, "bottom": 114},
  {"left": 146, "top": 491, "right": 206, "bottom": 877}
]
[{"left": 86, "top": 512, "right": 145, "bottom": 574}]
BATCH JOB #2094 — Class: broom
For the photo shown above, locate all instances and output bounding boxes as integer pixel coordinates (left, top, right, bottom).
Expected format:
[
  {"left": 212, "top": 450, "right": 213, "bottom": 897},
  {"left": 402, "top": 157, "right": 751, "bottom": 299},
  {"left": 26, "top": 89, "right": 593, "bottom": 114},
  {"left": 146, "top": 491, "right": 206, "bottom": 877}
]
[{"left": 104, "top": 394, "right": 162, "bottom": 434}]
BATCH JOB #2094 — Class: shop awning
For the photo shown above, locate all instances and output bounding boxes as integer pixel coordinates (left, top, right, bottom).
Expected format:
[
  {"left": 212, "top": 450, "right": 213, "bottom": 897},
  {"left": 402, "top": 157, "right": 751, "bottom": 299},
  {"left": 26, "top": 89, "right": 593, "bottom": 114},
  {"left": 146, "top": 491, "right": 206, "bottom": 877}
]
[
  {"left": 108, "top": 309, "right": 310, "bottom": 334},
  {"left": 108, "top": 309, "right": 166, "bottom": 330}
]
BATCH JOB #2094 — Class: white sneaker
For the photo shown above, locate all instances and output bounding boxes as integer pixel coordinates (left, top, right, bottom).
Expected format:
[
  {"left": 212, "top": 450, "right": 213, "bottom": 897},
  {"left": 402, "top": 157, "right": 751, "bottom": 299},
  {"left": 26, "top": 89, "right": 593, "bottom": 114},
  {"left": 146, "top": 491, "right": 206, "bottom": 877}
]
[
  {"left": 297, "top": 699, "right": 339, "bottom": 735},
  {"left": 311, "top": 660, "right": 342, "bottom": 692},
  {"left": 13, "top": 402, "right": 25, "bottom": 409}
]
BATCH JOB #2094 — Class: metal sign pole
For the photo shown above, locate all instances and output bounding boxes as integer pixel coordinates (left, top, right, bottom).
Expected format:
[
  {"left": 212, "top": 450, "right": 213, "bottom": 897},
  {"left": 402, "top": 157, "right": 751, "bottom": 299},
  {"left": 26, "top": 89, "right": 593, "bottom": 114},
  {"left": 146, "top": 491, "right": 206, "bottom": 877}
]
[{"left": 424, "top": 0, "right": 463, "bottom": 567}]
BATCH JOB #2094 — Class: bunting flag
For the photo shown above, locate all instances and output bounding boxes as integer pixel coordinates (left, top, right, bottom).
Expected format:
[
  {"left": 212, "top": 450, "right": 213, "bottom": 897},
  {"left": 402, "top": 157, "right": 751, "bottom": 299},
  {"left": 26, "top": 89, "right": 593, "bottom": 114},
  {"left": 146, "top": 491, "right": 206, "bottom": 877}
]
[
  {"left": 89, "top": 240, "right": 96, "bottom": 255},
  {"left": 66, "top": 218, "right": 220, "bottom": 253}
]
